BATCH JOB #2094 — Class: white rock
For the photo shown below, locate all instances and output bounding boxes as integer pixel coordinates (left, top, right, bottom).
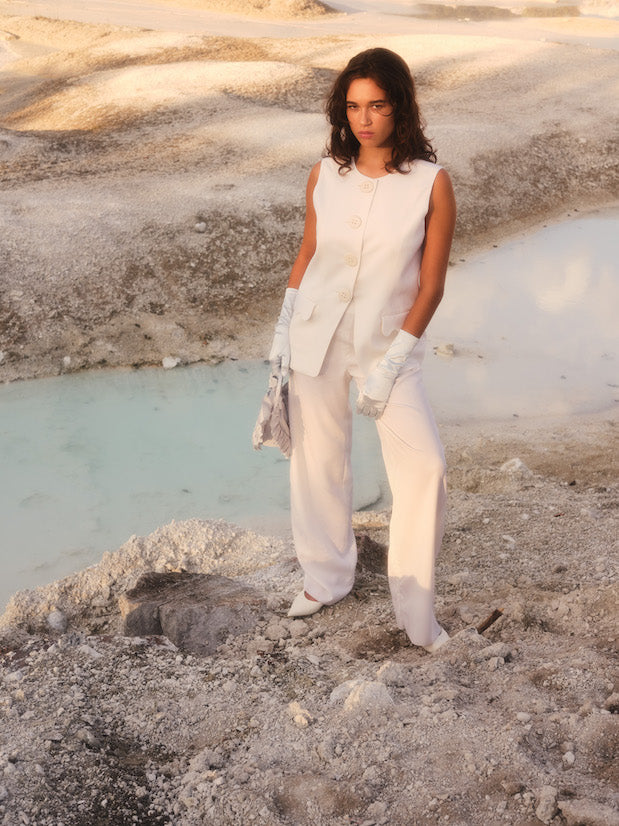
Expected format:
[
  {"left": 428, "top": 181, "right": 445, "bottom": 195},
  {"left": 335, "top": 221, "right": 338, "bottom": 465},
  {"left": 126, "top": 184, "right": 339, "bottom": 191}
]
[
  {"left": 77, "top": 644, "right": 102, "bottom": 659},
  {"left": 162, "top": 356, "right": 181, "bottom": 370},
  {"left": 194, "top": 221, "right": 207, "bottom": 233},
  {"left": 535, "top": 785, "right": 558, "bottom": 824},
  {"left": 46, "top": 610, "right": 67, "bottom": 633},
  {"left": 516, "top": 712, "right": 532, "bottom": 723},
  {"left": 500, "top": 457, "right": 531, "bottom": 474},
  {"left": 62, "top": 355, "right": 71, "bottom": 368},
  {"left": 331, "top": 680, "right": 394, "bottom": 713},
  {"left": 0, "top": 351, "right": 5, "bottom": 365},
  {"left": 436, "top": 342, "right": 455, "bottom": 357},
  {"left": 376, "top": 661, "right": 409, "bottom": 686},
  {"left": 562, "top": 751, "right": 575, "bottom": 766}
]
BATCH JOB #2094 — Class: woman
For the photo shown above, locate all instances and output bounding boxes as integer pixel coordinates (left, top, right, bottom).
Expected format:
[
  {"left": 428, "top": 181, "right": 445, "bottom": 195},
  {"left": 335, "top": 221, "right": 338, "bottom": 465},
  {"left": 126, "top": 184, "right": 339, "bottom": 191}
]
[{"left": 269, "top": 48, "right": 456, "bottom": 652}]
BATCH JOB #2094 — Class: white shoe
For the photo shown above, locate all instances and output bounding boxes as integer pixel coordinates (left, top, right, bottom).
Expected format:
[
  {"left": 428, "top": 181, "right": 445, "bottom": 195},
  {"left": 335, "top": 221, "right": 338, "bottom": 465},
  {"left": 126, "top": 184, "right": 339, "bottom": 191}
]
[
  {"left": 287, "top": 591, "right": 324, "bottom": 618},
  {"left": 424, "top": 627, "right": 450, "bottom": 653}
]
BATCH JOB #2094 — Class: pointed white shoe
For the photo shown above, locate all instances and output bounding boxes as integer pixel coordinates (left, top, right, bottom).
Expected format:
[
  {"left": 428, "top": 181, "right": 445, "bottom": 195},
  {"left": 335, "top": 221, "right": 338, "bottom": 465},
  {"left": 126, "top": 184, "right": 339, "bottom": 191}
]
[
  {"left": 287, "top": 591, "right": 324, "bottom": 618},
  {"left": 424, "top": 627, "right": 450, "bottom": 653}
]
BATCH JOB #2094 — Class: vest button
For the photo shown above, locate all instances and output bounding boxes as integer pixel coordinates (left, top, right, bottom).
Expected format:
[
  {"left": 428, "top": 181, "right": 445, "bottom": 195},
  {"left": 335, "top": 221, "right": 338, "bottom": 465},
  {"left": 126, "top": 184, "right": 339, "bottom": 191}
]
[
  {"left": 359, "top": 181, "right": 374, "bottom": 193},
  {"left": 337, "top": 290, "right": 352, "bottom": 302},
  {"left": 344, "top": 254, "right": 358, "bottom": 268},
  {"left": 348, "top": 215, "right": 362, "bottom": 229}
]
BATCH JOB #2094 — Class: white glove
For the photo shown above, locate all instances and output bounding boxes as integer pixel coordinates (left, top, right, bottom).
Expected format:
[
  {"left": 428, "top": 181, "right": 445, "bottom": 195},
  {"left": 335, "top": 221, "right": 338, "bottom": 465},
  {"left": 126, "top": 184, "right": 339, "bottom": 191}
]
[
  {"left": 269, "top": 287, "right": 298, "bottom": 379},
  {"left": 357, "top": 329, "right": 419, "bottom": 419}
]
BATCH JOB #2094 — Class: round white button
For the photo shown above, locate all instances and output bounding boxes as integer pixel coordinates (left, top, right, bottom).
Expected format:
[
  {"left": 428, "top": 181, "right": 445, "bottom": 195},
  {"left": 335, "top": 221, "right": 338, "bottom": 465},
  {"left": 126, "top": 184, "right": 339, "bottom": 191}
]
[
  {"left": 344, "top": 254, "right": 358, "bottom": 267},
  {"left": 338, "top": 290, "right": 352, "bottom": 302},
  {"left": 348, "top": 215, "right": 362, "bottom": 229},
  {"left": 359, "top": 181, "right": 374, "bottom": 193}
]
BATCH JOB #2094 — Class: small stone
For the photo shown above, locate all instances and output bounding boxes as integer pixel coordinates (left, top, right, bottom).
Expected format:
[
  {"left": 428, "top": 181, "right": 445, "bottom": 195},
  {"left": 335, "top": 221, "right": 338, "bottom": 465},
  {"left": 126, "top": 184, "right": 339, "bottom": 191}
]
[
  {"left": 47, "top": 610, "right": 67, "bottom": 633},
  {"left": 376, "top": 661, "right": 409, "bottom": 686},
  {"left": 264, "top": 622, "right": 288, "bottom": 641},
  {"left": 162, "top": 356, "right": 181, "bottom": 370},
  {"left": 436, "top": 342, "right": 455, "bottom": 357},
  {"left": 194, "top": 221, "right": 207, "bottom": 233},
  {"left": 330, "top": 680, "right": 394, "bottom": 713},
  {"left": 516, "top": 712, "right": 532, "bottom": 723},
  {"left": 288, "top": 619, "right": 309, "bottom": 638},
  {"left": 62, "top": 355, "right": 71, "bottom": 368},
  {"left": 562, "top": 751, "right": 575, "bottom": 766},
  {"left": 558, "top": 797, "right": 619, "bottom": 826},
  {"left": 535, "top": 785, "right": 558, "bottom": 824},
  {"left": 476, "top": 643, "right": 513, "bottom": 662},
  {"left": 288, "top": 701, "right": 313, "bottom": 727},
  {"left": 77, "top": 644, "right": 102, "bottom": 659},
  {"left": 501, "top": 780, "right": 524, "bottom": 796},
  {"left": 76, "top": 728, "right": 99, "bottom": 748},
  {"left": 0, "top": 351, "right": 5, "bottom": 365},
  {"left": 603, "top": 692, "right": 619, "bottom": 713},
  {"left": 0, "top": 784, "right": 8, "bottom": 801},
  {"left": 500, "top": 458, "right": 530, "bottom": 474}
]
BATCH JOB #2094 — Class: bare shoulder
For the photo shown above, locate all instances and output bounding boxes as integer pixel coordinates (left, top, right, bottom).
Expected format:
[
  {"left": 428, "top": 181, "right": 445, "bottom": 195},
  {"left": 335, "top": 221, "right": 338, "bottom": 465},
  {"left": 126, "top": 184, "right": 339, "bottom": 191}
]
[
  {"left": 307, "top": 160, "right": 322, "bottom": 188},
  {"left": 430, "top": 167, "right": 456, "bottom": 213}
]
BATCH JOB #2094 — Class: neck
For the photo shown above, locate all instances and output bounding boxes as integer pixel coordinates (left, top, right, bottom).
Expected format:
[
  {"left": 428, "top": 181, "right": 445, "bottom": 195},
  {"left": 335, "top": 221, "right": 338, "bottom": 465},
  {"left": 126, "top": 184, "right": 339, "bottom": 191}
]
[{"left": 356, "top": 146, "right": 393, "bottom": 176}]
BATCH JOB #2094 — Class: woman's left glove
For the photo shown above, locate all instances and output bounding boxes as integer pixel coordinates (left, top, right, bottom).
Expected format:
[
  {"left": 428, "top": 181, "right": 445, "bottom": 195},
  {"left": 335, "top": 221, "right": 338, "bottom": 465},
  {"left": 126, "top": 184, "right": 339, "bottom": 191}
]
[
  {"left": 269, "top": 287, "right": 298, "bottom": 379},
  {"left": 357, "top": 329, "right": 419, "bottom": 419}
]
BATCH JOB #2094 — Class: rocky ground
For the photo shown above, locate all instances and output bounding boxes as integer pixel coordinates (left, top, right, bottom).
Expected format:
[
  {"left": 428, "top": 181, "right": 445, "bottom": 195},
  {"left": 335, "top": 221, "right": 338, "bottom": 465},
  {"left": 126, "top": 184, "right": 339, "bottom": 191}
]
[
  {"left": 1, "top": 415, "right": 617, "bottom": 826},
  {"left": 0, "top": 2, "right": 618, "bottom": 823}
]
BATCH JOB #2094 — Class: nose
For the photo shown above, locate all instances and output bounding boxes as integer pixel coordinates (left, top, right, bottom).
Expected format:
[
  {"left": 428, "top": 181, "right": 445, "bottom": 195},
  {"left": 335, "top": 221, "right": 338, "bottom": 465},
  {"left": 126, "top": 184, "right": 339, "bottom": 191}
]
[{"left": 360, "top": 106, "right": 372, "bottom": 126}]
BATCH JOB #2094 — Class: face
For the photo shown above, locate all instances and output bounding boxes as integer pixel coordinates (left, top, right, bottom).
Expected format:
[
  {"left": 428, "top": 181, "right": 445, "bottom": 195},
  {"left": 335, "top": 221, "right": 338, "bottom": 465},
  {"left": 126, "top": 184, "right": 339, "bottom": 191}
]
[{"left": 345, "top": 77, "right": 395, "bottom": 149}]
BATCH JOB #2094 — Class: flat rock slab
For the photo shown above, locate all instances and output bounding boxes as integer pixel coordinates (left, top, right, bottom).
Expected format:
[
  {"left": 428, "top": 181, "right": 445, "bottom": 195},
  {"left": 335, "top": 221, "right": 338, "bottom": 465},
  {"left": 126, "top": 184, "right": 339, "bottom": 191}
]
[{"left": 118, "top": 572, "right": 267, "bottom": 655}]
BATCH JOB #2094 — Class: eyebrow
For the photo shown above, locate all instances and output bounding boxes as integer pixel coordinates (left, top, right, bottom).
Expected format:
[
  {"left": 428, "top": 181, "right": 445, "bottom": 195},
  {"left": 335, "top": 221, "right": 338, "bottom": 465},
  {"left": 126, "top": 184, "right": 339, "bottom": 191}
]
[{"left": 346, "top": 98, "right": 389, "bottom": 104}]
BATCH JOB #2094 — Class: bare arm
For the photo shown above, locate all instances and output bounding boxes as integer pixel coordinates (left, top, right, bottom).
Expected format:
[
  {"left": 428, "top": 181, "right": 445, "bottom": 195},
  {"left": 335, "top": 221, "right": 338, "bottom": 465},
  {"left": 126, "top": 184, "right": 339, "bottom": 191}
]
[
  {"left": 401, "top": 168, "right": 456, "bottom": 337},
  {"left": 287, "top": 162, "right": 320, "bottom": 289}
]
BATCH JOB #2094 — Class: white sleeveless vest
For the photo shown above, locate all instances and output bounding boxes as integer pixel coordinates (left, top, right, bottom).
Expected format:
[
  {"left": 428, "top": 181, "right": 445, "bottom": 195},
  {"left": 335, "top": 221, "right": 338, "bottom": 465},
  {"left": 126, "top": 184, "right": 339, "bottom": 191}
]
[{"left": 289, "top": 156, "right": 442, "bottom": 378}]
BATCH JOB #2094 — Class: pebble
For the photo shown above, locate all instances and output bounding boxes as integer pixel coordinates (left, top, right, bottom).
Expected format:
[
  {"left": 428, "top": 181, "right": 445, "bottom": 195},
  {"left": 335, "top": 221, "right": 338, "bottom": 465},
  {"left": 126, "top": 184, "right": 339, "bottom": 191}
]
[
  {"left": 76, "top": 728, "right": 99, "bottom": 748},
  {"left": 436, "top": 342, "right": 455, "bottom": 357},
  {"left": 47, "top": 610, "right": 68, "bottom": 634},
  {"left": 194, "top": 221, "right": 207, "bottom": 233},
  {"left": 535, "top": 785, "right": 558, "bottom": 824},
  {"left": 264, "top": 622, "right": 288, "bottom": 642},
  {"left": 603, "top": 692, "right": 619, "bottom": 713},
  {"left": 562, "top": 750, "right": 575, "bottom": 766},
  {"left": 376, "top": 661, "right": 409, "bottom": 686},
  {"left": 500, "top": 457, "right": 530, "bottom": 474},
  {"left": 288, "top": 619, "right": 309, "bottom": 638},
  {"left": 558, "top": 797, "right": 619, "bottom": 826},
  {"left": 476, "top": 643, "right": 513, "bottom": 662},
  {"left": 162, "top": 356, "right": 181, "bottom": 370},
  {"left": 516, "top": 712, "right": 532, "bottom": 723}
]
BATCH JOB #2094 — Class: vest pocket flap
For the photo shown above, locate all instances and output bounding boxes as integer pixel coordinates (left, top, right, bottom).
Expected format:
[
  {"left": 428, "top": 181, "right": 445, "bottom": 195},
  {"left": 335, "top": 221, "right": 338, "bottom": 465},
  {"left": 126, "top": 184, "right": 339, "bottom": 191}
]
[
  {"left": 294, "top": 293, "right": 316, "bottom": 321},
  {"left": 381, "top": 310, "right": 408, "bottom": 336}
]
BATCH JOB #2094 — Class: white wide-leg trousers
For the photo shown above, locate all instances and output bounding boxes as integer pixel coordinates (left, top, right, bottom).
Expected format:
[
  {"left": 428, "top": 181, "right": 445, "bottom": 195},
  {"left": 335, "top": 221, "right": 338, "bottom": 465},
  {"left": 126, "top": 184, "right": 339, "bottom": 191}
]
[{"left": 288, "top": 309, "right": 446, "bottom": 647}]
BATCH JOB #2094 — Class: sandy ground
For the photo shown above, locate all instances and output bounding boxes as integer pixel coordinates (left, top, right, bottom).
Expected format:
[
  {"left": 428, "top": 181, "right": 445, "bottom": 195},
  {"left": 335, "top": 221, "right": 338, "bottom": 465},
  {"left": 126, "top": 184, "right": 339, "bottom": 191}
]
[
  {"left": 0, "top": 1, "right": 618, "bottom": 381},
  {"left": 0, "top": 2, "right": 618, "bottom": 824}
]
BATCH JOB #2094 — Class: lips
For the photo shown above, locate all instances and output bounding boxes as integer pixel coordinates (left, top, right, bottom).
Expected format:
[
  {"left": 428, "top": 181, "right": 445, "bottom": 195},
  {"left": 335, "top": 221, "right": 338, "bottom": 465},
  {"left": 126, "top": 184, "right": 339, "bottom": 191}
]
[{"left": 358, "top": 132, "right": 374, "bottom": 139}]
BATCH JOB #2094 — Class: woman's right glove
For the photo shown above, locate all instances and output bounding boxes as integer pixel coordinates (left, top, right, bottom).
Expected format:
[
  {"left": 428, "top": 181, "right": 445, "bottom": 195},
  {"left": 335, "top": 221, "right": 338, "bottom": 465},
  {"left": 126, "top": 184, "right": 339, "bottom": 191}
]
[{"left": 269, "top": 287, "right": 298, "bottom": 379}]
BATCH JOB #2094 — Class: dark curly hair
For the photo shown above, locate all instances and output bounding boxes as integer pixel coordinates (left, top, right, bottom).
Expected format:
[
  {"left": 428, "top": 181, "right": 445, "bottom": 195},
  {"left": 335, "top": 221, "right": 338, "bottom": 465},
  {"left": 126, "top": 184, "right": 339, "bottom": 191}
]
[{"left": 325, "top": 47, "right": 436, "bottom": 174}]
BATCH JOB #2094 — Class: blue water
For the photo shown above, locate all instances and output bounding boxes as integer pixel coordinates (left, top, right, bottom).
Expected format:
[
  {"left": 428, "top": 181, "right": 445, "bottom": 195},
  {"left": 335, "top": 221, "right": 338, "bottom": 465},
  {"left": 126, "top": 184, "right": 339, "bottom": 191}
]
[
  {"left": 0, "top": 210, "right": 617, "bottom": 611},
  {"left": 0, "top": 363, "right": 384, "bottom": 610}
]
